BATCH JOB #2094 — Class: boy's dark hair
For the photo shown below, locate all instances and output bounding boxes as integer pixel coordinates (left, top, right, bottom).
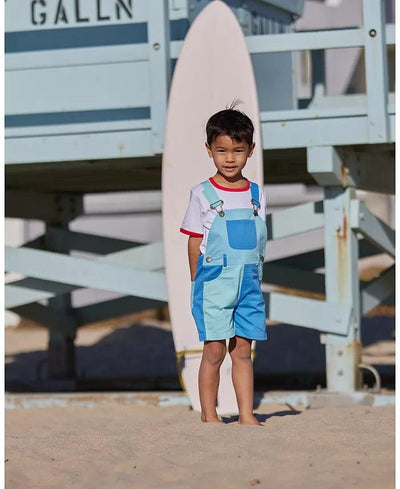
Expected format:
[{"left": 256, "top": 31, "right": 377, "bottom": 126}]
[{"left": 206, "top": 101, "right": 254, "bottom": 147}]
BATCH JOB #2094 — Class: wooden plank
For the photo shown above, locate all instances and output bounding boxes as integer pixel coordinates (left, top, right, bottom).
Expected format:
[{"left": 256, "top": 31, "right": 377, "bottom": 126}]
[
  {"left": 360, "top": 265, "right": 395, "bottom": 316},
  {"left": 6, "top": 129, "right": 153, "bottom": 164},
  {"left": 261, "top": 113, "right": 395, "bottom": 149},
  {"left": 247, "top": 27, "right": 365, "bottom": 53},
  {"left": 75, "top": 296, "right": 166, "bottom": 327},
  {"left": 148, "top": 0, "right": 171, "bottom": 154},
  {"left": 269, "top": 200, "right": 324, "bottom": 240},
  {"left": 6, "top": 61, "right": 150, "bottom": 115},
  {"left": 6, "top": 280, "right": 77, "bottom": 308},
  {"left": 6, "top": 119, "right": 151, "bottom": 138},
  {"left": 160, "top": 23, "right": 396, "bottom": 60},
  {"left": 6, "top": 240, "right": 164, "bottom": 308},
  {"left": 5, "top": 246, "right": 168, "bottom": 301},
  {"left": 363, "top": 0, "right": 390, "bottom": 143},
  {"left": 351, "top": 200, "right": 395, "bottom": 257},
  {"left": 6, "top": 44, "right": 149, "bottom": 71},
  {"left": 261, "top": 93, "right": 395, "bottom": 121},
  {"left": 266, "top": 292, "right": 351, "bottom": 335}
]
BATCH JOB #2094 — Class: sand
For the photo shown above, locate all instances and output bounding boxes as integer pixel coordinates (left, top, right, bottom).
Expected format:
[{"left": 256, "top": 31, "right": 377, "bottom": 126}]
[
  {"left": 5, "top": 400, "right": 394, "bottom": 489},
  {"left": 5, "top": 311, "right": 395, "bottom": 488}
]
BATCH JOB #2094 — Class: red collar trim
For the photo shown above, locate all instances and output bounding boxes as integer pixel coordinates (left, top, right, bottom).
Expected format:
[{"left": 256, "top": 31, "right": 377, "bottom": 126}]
[{"left": 209, "top": 177, "right": 250, "bottom": 192}]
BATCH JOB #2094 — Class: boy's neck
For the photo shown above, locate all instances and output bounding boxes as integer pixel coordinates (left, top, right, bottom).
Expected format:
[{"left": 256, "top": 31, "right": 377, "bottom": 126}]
[{"left": 212, "top": 172, "right": 248, "bottom": 189}]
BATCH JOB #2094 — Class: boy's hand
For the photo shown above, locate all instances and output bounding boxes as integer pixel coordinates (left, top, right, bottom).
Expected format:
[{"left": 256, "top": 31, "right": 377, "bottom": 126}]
[{"left": 188, "top": 236, "right": 202, "bottom": 281}]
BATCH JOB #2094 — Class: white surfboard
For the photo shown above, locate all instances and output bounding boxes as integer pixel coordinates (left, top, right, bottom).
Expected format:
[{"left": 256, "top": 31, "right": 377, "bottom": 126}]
[{"left": 162, "top": 0, "right": 263, "bottom": 415}]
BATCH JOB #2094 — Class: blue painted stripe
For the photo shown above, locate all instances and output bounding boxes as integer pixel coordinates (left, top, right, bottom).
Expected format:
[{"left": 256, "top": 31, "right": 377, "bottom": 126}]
[
  {"left": 6, "top": 23, "right": 147, "bottom": 53},
  {"left": 5, "top": 19, "right": 189, "bottom": 53},
  {"left": 170, "top": 19, "right": 190, "bottom": 41},
  {"left": 5, "top": 107, "right": 150, "bottom": 127}
]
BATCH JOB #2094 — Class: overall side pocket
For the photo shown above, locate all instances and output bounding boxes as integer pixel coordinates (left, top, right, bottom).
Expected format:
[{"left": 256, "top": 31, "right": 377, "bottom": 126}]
[
  {"left": 190, "top": 281, "right": 195, "bottom": 309},
  {"left": 257, "top": 261, "right": 263, "bottom": 281}
]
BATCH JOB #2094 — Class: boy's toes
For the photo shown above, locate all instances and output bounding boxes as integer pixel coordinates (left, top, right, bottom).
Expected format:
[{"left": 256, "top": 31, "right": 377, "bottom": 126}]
[
  {"left": 238, "top": 415, "right": 263, "bottom": 426},
  {"left": 201, "top": 413, "right": 224, "bottom": 423}
]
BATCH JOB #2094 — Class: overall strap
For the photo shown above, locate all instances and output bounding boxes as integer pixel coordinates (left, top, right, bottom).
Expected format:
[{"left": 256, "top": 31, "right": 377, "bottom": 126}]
[
  {"left": 250, "top": 181, "right": 260, "bottom": 206},
  {"left": 201, "top": 180, "right": 221, "bottom": 206},
  {"left": 202, "top": 180, "right": 225, "bottom": 216}
]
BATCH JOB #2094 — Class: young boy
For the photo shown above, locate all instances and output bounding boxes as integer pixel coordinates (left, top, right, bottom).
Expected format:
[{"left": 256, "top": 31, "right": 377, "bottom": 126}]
[{"left": 180, "top": 108, "right": 268, "bottom": 425}]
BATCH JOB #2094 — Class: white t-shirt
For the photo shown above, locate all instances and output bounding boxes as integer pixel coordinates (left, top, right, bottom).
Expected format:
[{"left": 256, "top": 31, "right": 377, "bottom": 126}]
[{"left": 180, "top": 177, "right": 267, "bottom": 255}]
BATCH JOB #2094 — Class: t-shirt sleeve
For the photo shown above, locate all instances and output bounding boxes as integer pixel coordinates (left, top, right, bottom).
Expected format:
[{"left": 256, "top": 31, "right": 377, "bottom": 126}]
[
  {"left": 259, "top": 186, "right": 268, "bottom": 222},
  {"left": 180, "top": 188, "right": 204, "bottom": 237}
]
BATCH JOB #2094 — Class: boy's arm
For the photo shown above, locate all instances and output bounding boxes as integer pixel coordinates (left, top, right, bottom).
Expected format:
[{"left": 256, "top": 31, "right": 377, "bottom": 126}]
[{"left": 188, "top": 236, "right": 202, "bottom": 281}]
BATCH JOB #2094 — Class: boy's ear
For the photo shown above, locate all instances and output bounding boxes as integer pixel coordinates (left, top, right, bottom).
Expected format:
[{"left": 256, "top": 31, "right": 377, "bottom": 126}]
[
  {"left": 205, "top": 142, "right": 212, "bottom": 157},
  {"left": 248, "top": 142, "right": 255, "bottom": 157}
]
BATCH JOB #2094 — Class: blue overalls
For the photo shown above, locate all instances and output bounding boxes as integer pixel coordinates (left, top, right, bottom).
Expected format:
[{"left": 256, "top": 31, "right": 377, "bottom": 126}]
[{"left": 191, "top": 180, "right": 268, "bottom": 342}]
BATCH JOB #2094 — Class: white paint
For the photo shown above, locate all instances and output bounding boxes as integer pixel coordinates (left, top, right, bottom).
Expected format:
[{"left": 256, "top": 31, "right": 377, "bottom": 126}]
[{"left": 5, "top": 391, "right": 395, "bottom": 410}]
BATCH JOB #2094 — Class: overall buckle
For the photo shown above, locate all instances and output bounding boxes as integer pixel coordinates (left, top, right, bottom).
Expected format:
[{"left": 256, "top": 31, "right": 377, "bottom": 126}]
[
  {"left": 251, "top": 198, "right": 261, "bottom": 216},
  {"left": 210, "top": 199, "right": 225, "bottom": 217}
]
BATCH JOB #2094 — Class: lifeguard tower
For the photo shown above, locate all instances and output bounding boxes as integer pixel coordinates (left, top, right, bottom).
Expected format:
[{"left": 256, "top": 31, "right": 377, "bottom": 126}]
[{"left": 5, "top": 0, "right": 394, "bottom": 396}]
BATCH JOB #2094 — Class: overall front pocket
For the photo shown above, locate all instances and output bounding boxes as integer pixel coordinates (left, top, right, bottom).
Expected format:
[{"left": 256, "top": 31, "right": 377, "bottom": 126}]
[{"left": 226, "top": 219, "right": 257, "bottom": 250}]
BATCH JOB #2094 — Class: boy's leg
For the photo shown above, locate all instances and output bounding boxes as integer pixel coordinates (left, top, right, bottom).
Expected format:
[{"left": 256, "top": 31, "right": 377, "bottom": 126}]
[
  {"left": 228, "top": 335, "right": 263, "bottom": 425},
  {"left": 198, "top": 339, "right": 226, "bottom": 422}
]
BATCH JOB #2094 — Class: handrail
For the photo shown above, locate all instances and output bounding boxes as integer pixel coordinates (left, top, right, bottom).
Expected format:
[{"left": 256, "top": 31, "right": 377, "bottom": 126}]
[
  {"left": 6, "top": 23, "right": 393, "bottom": 72},
  {"left": 170, "top": 24, "right": 395, "bottom": 59}
]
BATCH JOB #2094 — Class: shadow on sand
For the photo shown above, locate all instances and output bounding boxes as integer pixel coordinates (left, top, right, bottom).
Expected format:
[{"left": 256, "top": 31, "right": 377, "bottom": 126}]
[
  {"left": 222, "top": 409, "right": 302, "bottom": 424},
  {"left": 6, "top": 315, "right": 394, "bottom": 393}
]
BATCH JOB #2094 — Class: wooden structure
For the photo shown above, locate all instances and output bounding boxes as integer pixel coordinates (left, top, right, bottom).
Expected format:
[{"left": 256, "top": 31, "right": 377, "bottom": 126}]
[{"left": 5, "top": 0, "right": 395, "bottom": 395}]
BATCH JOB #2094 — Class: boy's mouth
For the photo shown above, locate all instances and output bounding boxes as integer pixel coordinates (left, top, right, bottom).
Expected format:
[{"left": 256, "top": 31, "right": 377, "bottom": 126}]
[{"left": 223, "top": 166, "right": 237, "bottom": 172}]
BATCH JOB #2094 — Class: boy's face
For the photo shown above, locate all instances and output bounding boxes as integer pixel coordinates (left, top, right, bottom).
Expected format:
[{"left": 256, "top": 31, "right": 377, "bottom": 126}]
[{"left": 205, "top": 134, "right": 255, "bottom": 181}]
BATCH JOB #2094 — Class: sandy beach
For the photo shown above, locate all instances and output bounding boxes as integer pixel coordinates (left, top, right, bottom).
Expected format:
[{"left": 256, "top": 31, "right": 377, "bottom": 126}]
[{"left": 5, "top": 399, "right": 394, "bottom": 489}]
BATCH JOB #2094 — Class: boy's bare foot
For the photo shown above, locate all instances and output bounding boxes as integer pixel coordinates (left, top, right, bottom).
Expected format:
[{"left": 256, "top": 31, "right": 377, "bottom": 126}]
[
  {"left": 201, "top": 413, "right": 224, "bottom": 423},
  {"left": 238, "top": 415, "right": 263, "bottom": 426}
]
